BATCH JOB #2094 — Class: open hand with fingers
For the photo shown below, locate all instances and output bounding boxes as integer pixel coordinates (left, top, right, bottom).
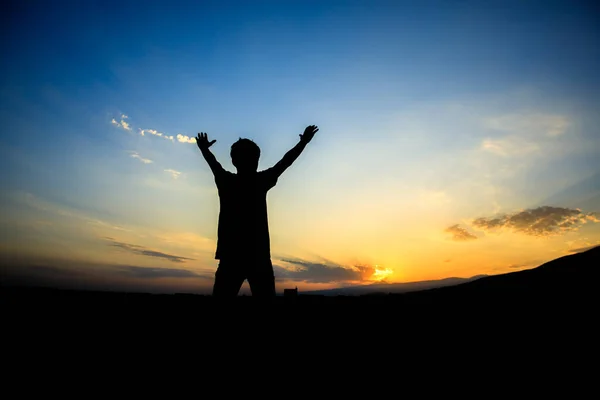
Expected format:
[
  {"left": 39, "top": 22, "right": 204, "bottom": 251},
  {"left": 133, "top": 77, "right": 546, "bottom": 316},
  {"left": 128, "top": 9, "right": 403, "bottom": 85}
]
[
  {"left": 196, "top": 132, "right": 216, "bottom": 150},
  {"left": 300, "top": 125, "right": 319, "bottom": 144}
]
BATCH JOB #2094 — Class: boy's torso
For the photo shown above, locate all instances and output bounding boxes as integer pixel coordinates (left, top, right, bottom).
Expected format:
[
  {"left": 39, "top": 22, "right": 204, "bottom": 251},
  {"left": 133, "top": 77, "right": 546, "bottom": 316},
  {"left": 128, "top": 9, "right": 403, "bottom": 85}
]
[{"left": 214, "top": 170, "right": 277, "bottom": 260}]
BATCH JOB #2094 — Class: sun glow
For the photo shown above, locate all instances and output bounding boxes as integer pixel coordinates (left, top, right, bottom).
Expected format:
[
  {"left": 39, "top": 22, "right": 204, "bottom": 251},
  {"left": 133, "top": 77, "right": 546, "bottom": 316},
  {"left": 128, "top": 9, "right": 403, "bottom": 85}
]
[{"left": 372, "top": 265, "right": 393, "bottom": 281}]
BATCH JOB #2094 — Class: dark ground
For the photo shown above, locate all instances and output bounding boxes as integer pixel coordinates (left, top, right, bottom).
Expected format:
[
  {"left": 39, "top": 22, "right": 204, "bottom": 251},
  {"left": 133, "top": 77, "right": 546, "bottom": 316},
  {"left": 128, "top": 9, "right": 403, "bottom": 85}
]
[
  {"left": 2, "top": 279, "right": 596, "bottom": 378},
  {"left": 2, "top": 247, "right": 597, "bottom": 347}
]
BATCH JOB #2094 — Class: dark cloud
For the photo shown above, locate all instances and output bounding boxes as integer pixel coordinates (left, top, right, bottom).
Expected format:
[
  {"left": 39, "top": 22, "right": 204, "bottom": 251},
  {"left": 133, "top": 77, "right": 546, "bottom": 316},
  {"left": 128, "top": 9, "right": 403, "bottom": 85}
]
[
  {"left": 445, "top": 224, "right": 477, "bottom": 241},
  {"left": 568, "top": 244, "right": 600, "bottom": 254},
  {"left": 471, "top": 206, "right": 599, "bottom": 236},
  {"left": 113, "top": 265, "right": 202, "bottom": 279},
  {"left": 8, "top": 263, "right": 89, "bottom": 280},
  {"left": 0, "top": 257, "right": 213, "bottom": 294},
  {"left": 274, "top": 258, "right": 376, "bottom": 284},
  {"left": 106, "top": 239, "right": 194, "bottom": 263}
]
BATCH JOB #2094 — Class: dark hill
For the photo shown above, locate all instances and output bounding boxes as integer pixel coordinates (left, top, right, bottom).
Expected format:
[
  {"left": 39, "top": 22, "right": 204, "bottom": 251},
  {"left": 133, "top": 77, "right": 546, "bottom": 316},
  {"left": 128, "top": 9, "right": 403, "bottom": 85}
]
[{"left": 401, "top": 246, "right": 599, "bottom": 305}]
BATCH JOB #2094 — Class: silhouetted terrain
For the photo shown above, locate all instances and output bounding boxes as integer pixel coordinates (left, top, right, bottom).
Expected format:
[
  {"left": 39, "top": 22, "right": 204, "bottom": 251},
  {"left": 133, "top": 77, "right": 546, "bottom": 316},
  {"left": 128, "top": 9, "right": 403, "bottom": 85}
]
[
  {"left": 300, "top": 275, "right": 488, "bottom": 296},
  {"left": 2, "top": 247, "right": 597, "bottom": 318}
]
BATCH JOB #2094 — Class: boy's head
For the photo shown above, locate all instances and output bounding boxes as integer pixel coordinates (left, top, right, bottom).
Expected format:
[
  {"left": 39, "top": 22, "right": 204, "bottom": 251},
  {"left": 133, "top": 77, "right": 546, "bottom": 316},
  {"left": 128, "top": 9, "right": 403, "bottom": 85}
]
[{"left": 230, "top": 138, "right": 260, "bottom": 173}]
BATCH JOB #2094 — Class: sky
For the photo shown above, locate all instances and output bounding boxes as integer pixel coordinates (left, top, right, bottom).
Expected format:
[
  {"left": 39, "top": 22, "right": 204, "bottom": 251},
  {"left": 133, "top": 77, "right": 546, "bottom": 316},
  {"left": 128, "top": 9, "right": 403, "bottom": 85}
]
[{"left": 1, "top": 0, "right": 599, "bottom": 295}]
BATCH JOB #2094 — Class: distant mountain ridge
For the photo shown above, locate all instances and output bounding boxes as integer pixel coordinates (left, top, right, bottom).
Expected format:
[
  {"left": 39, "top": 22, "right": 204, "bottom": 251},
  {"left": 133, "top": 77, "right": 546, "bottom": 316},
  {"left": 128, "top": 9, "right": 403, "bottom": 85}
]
[{"left": 300, "top": 275, "right": 488, "bottom": 296}]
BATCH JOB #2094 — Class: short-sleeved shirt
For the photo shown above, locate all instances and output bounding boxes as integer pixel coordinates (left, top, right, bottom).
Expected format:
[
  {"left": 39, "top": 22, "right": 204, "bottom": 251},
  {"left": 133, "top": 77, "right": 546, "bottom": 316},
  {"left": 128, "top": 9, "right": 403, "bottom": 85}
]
[{"left": 213, "top": 168, "right": 278, "bottom": 261}]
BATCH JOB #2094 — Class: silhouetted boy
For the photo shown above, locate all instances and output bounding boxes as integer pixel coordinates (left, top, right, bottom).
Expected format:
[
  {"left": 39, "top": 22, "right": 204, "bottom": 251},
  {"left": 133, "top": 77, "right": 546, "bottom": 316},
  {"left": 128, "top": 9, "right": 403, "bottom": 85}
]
[{"left": 196, "top": 125, "right": 319, "bottom": 297}]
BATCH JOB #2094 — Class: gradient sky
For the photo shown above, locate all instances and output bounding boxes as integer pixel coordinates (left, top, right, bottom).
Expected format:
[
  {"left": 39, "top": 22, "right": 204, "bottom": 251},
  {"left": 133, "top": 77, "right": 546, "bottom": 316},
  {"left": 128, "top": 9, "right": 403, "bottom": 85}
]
[{"left": 1, "top": 0, "right": 599, "bottom": 294}]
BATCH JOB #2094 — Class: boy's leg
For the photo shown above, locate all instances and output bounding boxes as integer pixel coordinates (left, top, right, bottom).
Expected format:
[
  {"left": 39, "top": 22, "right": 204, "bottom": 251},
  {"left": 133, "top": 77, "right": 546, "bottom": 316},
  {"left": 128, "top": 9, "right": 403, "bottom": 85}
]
[
  {"left": 247, "top": 259, "right": 276, "bottom": 297},
  {"left": 212, "top": 260, "right": 246, "bottom": 297}
]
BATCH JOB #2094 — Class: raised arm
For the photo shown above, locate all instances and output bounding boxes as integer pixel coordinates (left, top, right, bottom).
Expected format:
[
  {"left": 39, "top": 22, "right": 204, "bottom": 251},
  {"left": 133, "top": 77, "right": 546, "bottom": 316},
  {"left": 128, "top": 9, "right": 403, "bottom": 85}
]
[
  {"left": 196, "top": 132, "right": 224, "bottom": 176},
  {"left": 271, "top": 125, "right": 319, "bottom": 178}
]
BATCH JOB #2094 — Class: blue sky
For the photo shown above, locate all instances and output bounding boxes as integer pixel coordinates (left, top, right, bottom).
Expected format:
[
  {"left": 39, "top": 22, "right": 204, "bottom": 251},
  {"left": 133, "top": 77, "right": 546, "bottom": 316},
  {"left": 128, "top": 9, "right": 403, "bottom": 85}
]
[{"left": 1, "top": 0, "right": 599, "bottom": 294}]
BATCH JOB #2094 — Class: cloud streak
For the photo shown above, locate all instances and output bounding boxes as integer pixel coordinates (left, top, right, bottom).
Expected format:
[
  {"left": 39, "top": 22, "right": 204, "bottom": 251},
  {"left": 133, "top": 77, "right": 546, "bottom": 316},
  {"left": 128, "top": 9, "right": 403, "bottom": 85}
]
[
  {"left": 105, "top": 238, "right": 194, "bottom": 263},
  {"left": 471, "top": 206, "right": 599, "bottom": 237},
  {"left": 129, "top": 151, "right": 153, "bottom": 164},
  {"left": 113, "top": 265, "right": 201, "bottom": 279},
  {"left": 480, "top": 113, "right": 570, "bottom": 157},
  {"left": 0, "top": 255, "right": 215, "bottom": 295},
  {"left": 140, "top": 129, "right": 174, "bottom": 141},
  {"left": 480, "top": 137, "right": 538, "bottom": 157},
  {"left": 110, "top": 114, "right": 197, "bottom": 146},
  {"left": 485, "top": 113, "right": 569, "bottom": 137},
  {"left": 164, "top": 169, "right": 182, "bottom": 179},
  {"left": 445, "top": 224, "right": 477, "bottom": 241}
]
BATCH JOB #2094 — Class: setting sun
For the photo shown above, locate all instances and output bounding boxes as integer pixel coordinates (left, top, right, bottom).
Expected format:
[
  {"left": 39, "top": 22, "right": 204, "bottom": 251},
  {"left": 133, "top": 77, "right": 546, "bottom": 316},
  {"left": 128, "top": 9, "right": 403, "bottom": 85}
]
[{"left": 372, "top": 265, "right": 393, "bottom": 282}]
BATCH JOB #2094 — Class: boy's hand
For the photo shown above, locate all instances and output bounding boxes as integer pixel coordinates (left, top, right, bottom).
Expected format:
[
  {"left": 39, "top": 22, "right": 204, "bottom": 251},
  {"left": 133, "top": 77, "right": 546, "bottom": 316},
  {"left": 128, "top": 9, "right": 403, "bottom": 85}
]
[
  {"left": 196, "top": 132, "right": 216, "bottom": 150},
  {"left": 300, "top": 125, "right": 319, "bottom": 144}
]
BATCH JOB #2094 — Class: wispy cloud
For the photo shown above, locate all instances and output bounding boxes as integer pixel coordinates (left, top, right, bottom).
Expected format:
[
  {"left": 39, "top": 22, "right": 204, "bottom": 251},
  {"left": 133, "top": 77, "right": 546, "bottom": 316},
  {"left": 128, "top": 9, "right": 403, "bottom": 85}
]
[
  {"left": 110, "top": 114, "right": 195, "bottom": 144},
  {"left": 12, "top": 191, "right": 129, "bottom": 232},
  {"left": 480, "top": 137, "right": 539, "bottom": 157},
  {"left": 164, "top": 169, "right": 182, "bottom": 179},
  {"left": 470, "top": 206, "right": 599, "bottom": 237},
  {"left": 485, "top": 113, "right": 569, "bottom": 137},
  {"left": 120, "top": 114, "right": 131, "bottom": 131},
  {"left": 111, "top": 114, "right": 132, "bottom": 131},
  {"left": 421, "top": 190, "right": 451, "bottom": 205},
  {"left": 445, "top": 224, "right": 477, "bottom": 241},
  {"left": 154, "top": 232, "right": 215, "bottom": 252},
  {"left": 480, "top": 113, "right": 569, "bottom": 157},
  {"left": 105, "top": 238, "right": 194, "bottom": 263},
  {"left": 129, "top": 151, "right": 153, "bottom": 164}
]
